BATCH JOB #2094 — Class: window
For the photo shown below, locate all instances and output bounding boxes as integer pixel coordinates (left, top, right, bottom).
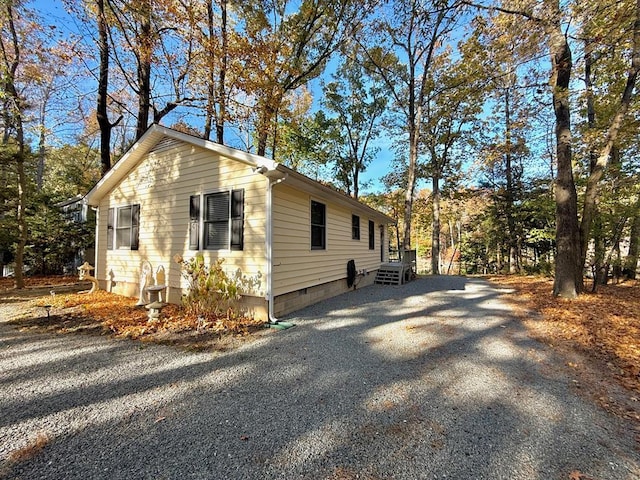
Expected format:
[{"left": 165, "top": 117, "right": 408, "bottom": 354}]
[
  {"left": 107, "top": 204, "right": 140, "bottom": 250},
  {"left": 368, "top": 220, "right": 375, "bottom": 250},
  {"left": 189, "top": 190, "right": 244, "bottom": 251},
  {"left": 352, "top": 214, "right": 360, "bottom": 240},
  {"left": 204, "top": 192, "right": 230, "bottom": 250},
  {"left": 311, "top": 200, "right": 326, "bottom": 249}
]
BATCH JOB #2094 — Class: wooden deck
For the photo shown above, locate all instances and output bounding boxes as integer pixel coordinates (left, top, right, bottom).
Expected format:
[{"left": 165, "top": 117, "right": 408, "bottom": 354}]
[{"left": 374, "top": 262, "right": 413, "bottom": 285}]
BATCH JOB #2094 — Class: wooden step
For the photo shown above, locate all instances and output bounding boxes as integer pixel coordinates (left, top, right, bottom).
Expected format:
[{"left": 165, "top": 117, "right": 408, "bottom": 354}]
[{"left": 375, "top": 265, "right": 404, "bottom": 285}]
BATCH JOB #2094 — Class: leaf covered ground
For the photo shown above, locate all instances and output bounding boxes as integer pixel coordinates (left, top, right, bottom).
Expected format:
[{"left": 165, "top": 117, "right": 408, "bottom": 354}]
[
  {"left": 490, "top": 275, "right": 640, "bottom": 424},
  {"left": 0, "top": 276, "right": 265, "bottom": 351}
]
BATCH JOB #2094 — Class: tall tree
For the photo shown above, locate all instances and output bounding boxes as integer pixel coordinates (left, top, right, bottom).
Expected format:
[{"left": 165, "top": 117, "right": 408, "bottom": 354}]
[
  {"left": 191, "top": 0, "right": 246, "bottom": 144},
  {"left": 96, "top": 0, "right": 121, "bottom": 173},
  {"left": 466, "top": 10, "right": 541, "bottom": 274},
  {"left": 238, "top": 0, "right": 363, "bottom": 157},
  {"left": 202, "top": 0, "right": 229, "bottom": 143},
  {"left": 542, "top": 0, "right": 581, "bottom": 297},
  {"left": 625, "top": 193, "right": 640, "bottom": 279},
  {"left": 361, "top": 0, "right": 465, "bottom": 251},
  {"left": 106, "top": 0, "right": 197, "bottom": 140},
  {"left": 578, "top": 0, "right": 640, "bottom": 275},
  {"left": 421, "top": 41, "right": 484, "bottom": 274},
  {"left": 321, "top": 57, "right": 387, "bottom": 198},
  {"left": 466, "top": 0, "right": 581, "bottom": 296},
  {"left": 0, "top": 0, "right": 29, "bottom": 288}
]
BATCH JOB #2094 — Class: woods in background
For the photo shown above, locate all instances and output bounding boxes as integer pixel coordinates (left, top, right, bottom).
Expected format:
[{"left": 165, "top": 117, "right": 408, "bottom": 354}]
[{"left": 1, "top": 0, "right": 638, "bottom": 295}]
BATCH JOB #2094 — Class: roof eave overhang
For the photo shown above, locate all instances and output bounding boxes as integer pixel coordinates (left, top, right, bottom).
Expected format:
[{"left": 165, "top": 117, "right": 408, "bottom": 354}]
[
  {"left": 84, "top": 124, "right": 393, "bottom": 225},
  {"left": 85, "top": 124, "right": 276, "bottom": 206},
  {"left": 272, "top": 165, "right": 395, "bottom": 225}
]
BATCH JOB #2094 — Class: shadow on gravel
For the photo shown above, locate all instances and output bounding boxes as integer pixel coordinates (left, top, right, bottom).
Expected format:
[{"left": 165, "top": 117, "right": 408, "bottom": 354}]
[{"left": 1, "top": 277, "right": 638, "bottom": 480}]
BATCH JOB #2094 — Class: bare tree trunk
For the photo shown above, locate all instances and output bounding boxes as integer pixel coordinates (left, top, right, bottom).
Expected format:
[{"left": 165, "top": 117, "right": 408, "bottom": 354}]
[
  {"left": 15, "top": 152, "right": 26, "bottom": 289},
  {"left": 431, "top": 173, "right": 441, "bottom": 275},
  {"left": 203, "top": 0, "right": 228, "bottom": 143},
  {"left": 135, "top": 0, "right": 152, "bottom": 140},
  {"left": 256, "top": 103, "right": 274, "bottom": 157},
  {"left": 624, "top": 195, "right": 640, "bottom": 279},
  {"left": 96, "top": 0, "right": 117, "bottom": 174},
  {"left": 37, "top": 103, "right": 46, "bottom": 191},
  {"left": 203, "top": 0, "right": 215, "bottom": 140},
  {"left": 404, "top": 127, "right": 418, "bottom": 251},
  {"left": 504, "top": 87, "right": 518, "bottom": 273},
  {"left": 546, "top": 1, "right": 582, "bottom": 298},
  {"left": 216, "top": 0, "right": 228, "bottom": 144},
  {"left": 591, "top": 216, "right": 606, "bottom": 291},
  {"left": 580, "top": 0, "right": 640, "bottom": 274},
  {"left": 1, "top": 2, "right": 26, "bottom": 289}
]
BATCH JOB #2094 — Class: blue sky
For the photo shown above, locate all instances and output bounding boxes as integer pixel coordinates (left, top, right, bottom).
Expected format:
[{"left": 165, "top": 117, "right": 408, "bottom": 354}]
[{"left": 28, "top": 0, "right": 424, "bottom": 195}]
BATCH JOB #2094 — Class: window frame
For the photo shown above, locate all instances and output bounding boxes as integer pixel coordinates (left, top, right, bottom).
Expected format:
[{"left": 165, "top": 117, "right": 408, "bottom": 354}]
[
  {"left": 352, "top": 214, "right": 360, "bottom": 240},
  {"left": 203, "top": 191, "right": 231, "bottom": 250},
  {"left": 107, "top": 204, "right": 139, "bottom": 251},
  {"left": 310, "top": 200, "right": 326, "bottom": 250},
  {"left": 368, "top": 220, "right": 375, "bottom": 250},
  {"left": 189, "top": 189, "right": 244, "bottom": 251}
]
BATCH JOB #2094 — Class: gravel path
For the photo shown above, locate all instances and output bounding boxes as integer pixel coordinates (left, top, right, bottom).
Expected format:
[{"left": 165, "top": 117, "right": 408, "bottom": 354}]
[{"left": 1, "top": 276, "right": 639, "bottom": 480}]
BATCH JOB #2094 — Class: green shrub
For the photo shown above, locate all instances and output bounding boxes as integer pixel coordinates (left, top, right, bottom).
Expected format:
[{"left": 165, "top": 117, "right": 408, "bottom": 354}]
[{"left": 176, "top": 254, "right": 241, "bottom": 320}]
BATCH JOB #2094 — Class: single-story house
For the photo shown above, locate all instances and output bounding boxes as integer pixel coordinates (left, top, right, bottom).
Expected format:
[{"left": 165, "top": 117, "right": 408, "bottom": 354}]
[{"left": 84, "top": 124, "right": 394, "bottom": 321}]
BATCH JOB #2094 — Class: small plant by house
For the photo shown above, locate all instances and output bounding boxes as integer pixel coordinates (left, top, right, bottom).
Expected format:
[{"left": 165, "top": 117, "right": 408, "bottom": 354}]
[{"left": 176, "top": 254, "right": 243, "bottom": 326}]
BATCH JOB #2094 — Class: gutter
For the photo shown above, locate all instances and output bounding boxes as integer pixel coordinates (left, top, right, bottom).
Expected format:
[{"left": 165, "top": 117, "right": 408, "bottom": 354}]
[{"left": 254, "top": 165, "right": 294, "bottom": 329}]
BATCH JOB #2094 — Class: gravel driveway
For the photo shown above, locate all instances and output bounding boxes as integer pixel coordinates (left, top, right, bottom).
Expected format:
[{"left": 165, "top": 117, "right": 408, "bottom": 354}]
[{"left": 1, "top": 276, "right": 639, "bottom": 480}]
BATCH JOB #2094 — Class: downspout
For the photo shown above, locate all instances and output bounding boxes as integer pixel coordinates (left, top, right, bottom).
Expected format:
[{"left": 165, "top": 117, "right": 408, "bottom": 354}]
[
  {"left": 255, "top": 166, "right": 292, "bottom": 328},
  {"left": 92, "top": 206, "right": 99, "bottom": 268},
  {"left": 90, "top": 204, "right": 99, "bottom": 281}
]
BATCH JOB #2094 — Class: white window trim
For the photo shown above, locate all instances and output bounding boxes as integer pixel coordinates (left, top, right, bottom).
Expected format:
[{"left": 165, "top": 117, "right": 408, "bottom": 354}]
[{"left": 111, "top": 203, "right": 138, "bottom": 250}]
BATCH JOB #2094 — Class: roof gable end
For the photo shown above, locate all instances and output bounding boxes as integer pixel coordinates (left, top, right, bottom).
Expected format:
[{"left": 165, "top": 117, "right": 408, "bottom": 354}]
[{"left": 85, "top": 124, "right": 276, "bottom": 206}]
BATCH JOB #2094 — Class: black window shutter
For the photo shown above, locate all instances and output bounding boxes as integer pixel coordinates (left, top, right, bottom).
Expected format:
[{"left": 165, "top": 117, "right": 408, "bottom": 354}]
[
  {"left": 107, "top": 207, "right": 114, "bottom": 250},
  {"left": 189, "top": 195, "right": 200, "bottom": 250},
  {"left": 131, "top": 204, "right": 140, "bottom": 250},
  {"left": 231, "top": 189, "right": 244, "bottom": 250},
  {"left": 369, "top": 220, "right": 375, "bottom": 250}
]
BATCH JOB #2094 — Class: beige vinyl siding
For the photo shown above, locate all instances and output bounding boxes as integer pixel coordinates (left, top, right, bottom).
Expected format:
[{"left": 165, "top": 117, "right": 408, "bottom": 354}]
[
  {"left": 272, "top": 184, "right": 386, "bottom": 296},
  {"left": 95, "top": 140, "right": 268, "bottom": 298}
]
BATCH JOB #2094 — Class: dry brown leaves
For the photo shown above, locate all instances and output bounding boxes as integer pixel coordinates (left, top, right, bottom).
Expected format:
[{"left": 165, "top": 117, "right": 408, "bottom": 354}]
[
  {"left": 11, "top": 286, "right": 265, "bottom": 349},
  {"left": 0, "top": 275, "right": 80, "bottom": 291},
  {"left": 490, "top": 275, "right": 640, "bottom": 396}
]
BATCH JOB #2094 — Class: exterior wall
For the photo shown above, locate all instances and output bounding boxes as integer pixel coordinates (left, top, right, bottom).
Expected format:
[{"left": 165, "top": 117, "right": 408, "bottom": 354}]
[
  {"left": 271, "top": 183, "right": 388, "bottom": 297},
  {"left": 95, "top": 138, "right": 268, "bottom": 311},
  {"left": 273, "top": 269, "right": 378, "bottom": 317}
]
